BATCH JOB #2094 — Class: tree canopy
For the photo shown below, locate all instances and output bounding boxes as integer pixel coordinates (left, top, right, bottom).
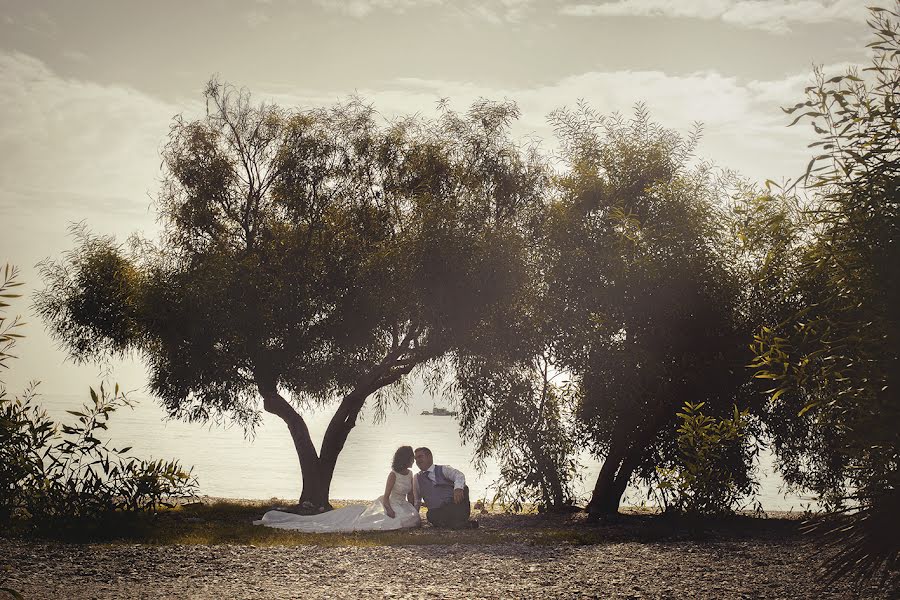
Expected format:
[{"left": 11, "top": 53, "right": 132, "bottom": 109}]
[
  {"left": 538, "top": 105, "right": 762, "bottom": 516},
  {"left": 36, "top": 81, "right": 546, "bottom": 508}
]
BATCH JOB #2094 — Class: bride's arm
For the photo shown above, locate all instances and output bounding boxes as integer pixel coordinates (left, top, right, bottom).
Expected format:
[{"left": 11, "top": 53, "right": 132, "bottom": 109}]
[
  {"left": 409, "top": 472, "right": 420, "bottom": 508},
  {"left": 382, "top": 471, "right": 396, "bottom": 518}
]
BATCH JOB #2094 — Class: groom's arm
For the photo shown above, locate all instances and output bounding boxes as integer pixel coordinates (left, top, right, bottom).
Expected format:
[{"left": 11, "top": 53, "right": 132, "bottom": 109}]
[
  {"left": 441, "top": 465, "right": 466, "bottom": 489},
  {"left": 442, "top": 465, "right": 467, "bottom": 504}
]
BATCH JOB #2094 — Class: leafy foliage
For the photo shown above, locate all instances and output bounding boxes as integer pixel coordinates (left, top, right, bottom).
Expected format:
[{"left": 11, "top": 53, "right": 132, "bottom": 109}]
[
  {"left": 656, "top": 402, "right": 757, "bottom": 516},
  {"left": 34, "top": 81, "right": 547, "bottom": 506},
  {"left": 0, "top": 265, "right": 197, "bottom": 530},
  {"left": 0, "top": 383, "right": 50, "bottom": 522},
  {"left": 748, "top": 4, "right": 899, "bottom": 588},
  {"left": 456, "top": 353, "right": 580, "bottom": 512},
  {"left": 0, "top": 264, "right": 25, "bottom": 374},
  {"left": 1, "top": 384, "right": 198, "bottom": 529}
]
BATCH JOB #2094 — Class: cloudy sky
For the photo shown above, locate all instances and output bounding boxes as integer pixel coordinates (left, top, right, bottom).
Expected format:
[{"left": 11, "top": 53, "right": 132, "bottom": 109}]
[{"left": 0, "top": 0, "right": 877, "bottom": 395}]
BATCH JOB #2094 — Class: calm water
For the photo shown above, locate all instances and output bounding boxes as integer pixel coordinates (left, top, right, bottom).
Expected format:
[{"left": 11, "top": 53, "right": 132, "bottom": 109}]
[{"left": 36, "top": 393, "right": 816, "bottom": 511}]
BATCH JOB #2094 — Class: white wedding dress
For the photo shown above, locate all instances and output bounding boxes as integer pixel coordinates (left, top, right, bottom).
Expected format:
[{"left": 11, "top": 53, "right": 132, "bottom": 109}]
[{"left": 253, "top": 470, "right": 421, "bottom": 533}]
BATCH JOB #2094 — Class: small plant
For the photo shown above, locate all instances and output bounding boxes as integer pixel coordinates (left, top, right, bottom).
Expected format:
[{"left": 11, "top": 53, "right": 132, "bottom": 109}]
[
  {"left": 0, "top": 382, "right": 55, "bottom": 522},
  {"left": 656, "top": 401, "right": 756, "bottom": 516}
]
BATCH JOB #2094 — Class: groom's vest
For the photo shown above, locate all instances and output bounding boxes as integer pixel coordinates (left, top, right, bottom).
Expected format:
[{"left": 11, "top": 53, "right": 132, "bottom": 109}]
[{"left": 417, "top": 465, "right": 455, "bottom": 509}]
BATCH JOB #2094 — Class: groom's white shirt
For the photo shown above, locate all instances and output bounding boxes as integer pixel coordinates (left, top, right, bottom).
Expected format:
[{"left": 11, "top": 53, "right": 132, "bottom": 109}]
[{"left": 422, "top": 464, "right": 466, "bottom": 490}]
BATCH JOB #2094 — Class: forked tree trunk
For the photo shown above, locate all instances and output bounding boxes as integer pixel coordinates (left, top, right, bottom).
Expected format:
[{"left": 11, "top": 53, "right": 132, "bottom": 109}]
[
  {"left": 589, "top": 445, "right": 648, "bottom": 517},
  {"left": 256, "top": 383, "right": 330, "bottom": 508},
  {"left": 254, "top": 336, "right": 422, "bottom": 510},
  {"left": 587, "top": 444, "right": 629, "bottom": 517},
  {"left": 256, "top": 386, "right": 369, "bottom": 510},
  {"left": 587, "top": 402, "right": 671, "bottom": 519}
]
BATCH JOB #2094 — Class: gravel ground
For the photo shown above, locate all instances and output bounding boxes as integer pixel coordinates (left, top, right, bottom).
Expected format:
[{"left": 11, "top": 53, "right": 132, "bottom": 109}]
[
  {"left": 1, "top": 503, "right": 891, "bottom": 599},
  {"left": 1, "top": 532, "right": 890, "bottom": 599}
]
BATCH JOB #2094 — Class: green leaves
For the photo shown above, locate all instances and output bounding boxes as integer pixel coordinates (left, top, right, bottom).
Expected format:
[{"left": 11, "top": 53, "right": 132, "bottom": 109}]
[
  {"left": 1, "top": 382, "right": 199, "bottom": 527},
  {"left": 455, "top": 351, "right": 581, "bottom": 512},
  {"left": 747, "top": 3, "right": 900, "bottom": 588},
  {"left": 657, "top": 401, "right": 755, "bottom": 516},
  {"left": 0, "top": 264, "right": 26, "bottom": 375},
  {"left": 546, "top": 103, "right": 759, "bottom": 513}
]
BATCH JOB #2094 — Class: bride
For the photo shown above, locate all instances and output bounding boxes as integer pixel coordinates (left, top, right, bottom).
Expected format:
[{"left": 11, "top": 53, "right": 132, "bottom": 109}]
[{"left": 253, "top": 446, "right": 421, "bottom": 533}]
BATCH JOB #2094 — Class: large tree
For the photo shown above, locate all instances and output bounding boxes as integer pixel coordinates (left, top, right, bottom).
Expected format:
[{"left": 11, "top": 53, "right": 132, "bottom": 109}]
[
  {"left": 545, "top": 106, "right": 760, "bottom": 517},
  {"left": 35, "top": 82, "right": 546, "bottom": 509}
]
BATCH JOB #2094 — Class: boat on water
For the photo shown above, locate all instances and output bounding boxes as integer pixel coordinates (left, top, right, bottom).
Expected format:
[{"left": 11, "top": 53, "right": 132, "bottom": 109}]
[{"left": 420, "top": 405, "right": 458, "bottom": 417}]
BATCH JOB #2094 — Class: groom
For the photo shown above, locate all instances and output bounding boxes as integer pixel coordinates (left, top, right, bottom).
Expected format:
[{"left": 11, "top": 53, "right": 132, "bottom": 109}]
[{"left": 414, "top": 447, "right": 477, "bottom": 529}]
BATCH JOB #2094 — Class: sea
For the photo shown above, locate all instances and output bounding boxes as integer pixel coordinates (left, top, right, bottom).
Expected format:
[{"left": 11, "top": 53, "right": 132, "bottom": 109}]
[{"left": 33, "top": 392, "right": 818, "bottom": 512}]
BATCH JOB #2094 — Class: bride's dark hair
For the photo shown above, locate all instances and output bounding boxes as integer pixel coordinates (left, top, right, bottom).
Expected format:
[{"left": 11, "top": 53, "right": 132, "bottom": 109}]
[{"left": 391, "top": 446, "right": 414, "bottom": 472}]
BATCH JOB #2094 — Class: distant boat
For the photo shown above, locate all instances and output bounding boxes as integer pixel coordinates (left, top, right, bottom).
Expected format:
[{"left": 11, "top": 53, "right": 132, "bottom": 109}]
[{"left": 420, "top": 405, "right": 458, "bottom": 417}]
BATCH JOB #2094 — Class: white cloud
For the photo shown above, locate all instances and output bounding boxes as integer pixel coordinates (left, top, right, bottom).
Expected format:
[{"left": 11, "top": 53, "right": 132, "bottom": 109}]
[
  {"left": 0, "top": 49, "right": 865, "bottom": 394},
  {"left": 245, "top": 11, "right": 271, "bottom": 28},
  {"left": 314, "top": 0, "right": 443, "bottom": 18},
  {"left": 1, "top": 49, "right": 859, "bottom": 229},
  {"left": 461, "top": 0, "right": 538, "bottom": 24},
  {"left": 0, "top": 52, "right": 195, "bottom": 393},
  {"left": 5, "top": 9, "right": 60, "bottom": 37},
  {"left": 0, "top": 52, "right": 188, "bottom": 222},
  {"left": 266, "top": 63, "right": 859, "bottom": 184},
  {"left": 560, "top": 0, "right": 868, "bottom": 33},
  {"left": 314, "top": 0, "right": 538, "bottom": 22},
  {"left": 61, "top": 49, "right": 90, "bottom": 63}
]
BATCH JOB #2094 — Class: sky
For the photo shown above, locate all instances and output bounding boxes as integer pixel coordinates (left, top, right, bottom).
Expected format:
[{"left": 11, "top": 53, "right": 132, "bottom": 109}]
[{"left": 0, "top": 0, "right": 878, "bottom": 402}]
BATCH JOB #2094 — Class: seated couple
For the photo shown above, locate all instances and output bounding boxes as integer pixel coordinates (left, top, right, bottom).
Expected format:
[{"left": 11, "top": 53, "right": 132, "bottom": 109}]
[{"left": 254, "top": 446, "right": 478, "bottom": 533}]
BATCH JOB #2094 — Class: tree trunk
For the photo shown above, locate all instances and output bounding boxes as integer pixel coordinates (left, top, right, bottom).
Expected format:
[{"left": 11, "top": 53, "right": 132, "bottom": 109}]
[
  {"left": 257, "top": 382, "right": 366, "bottom": 510},
  {"left": 531, "top": 442, "right": 566, "bottom": 509},
  {"left": 588, "top": 401, "right": 672, "bottom": 518},
  {"left": 599, "top": 445, "right": 646, "bottom": 515},
  {"left": 253, "top": 332, "right": 425, "bottom": 510},
  {"left": 546, "top": 460, "right": 566, "bottom": 508},
  {"left": 256, "top": 379, "right": 329, "bottom": 508},
  {"left": 318, "top": 389, "right": 369, "bottom": 502},
  {"left": 588, "top": 447, "right": 626, "bottom": 517},
  {"left": 587, "top": 415, "right": 631, "bottom": 518},
  {"left": 317, "top": 338, "right": 423, "bottom": 500}
]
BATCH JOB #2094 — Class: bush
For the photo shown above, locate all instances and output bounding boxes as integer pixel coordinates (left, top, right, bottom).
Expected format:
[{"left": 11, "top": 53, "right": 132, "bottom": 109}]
[
  {"left": 0, "top": 383, "right": 54, "bottom": 522},
  {"left": 656, "top": 402, "right": 757, "bottom": 516},
  {"left": 0, "top": 262, "right": 198, "bottom": 531},
  {"left": 0, "top": 383, "right": 199, "bottom": 530}
]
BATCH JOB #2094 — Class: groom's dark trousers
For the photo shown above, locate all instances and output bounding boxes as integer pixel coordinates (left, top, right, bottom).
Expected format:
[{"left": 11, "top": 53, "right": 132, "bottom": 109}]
[{"left": 426, "top": 486, "right": 470, "bottom": 528}]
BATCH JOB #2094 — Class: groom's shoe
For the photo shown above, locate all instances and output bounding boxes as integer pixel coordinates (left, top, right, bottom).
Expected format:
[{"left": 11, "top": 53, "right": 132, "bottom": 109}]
[{"left": 468, "top": 520, "right": 479, "bottom": 529}]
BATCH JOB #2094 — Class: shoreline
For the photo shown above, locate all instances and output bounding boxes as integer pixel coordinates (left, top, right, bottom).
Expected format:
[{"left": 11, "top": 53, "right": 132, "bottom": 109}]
[{"left": 189, "top": 494, "right": 817, "bottom": 519}]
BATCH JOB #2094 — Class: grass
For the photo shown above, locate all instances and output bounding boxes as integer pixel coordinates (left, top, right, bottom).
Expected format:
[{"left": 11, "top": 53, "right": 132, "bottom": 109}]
[{"left": 0, "top": 498, "right": 804, "bottom": 548}]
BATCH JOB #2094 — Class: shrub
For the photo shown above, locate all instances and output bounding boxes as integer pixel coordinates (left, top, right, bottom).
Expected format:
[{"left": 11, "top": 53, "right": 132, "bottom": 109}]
[
  {"left": 656, "top": 401, "right": 757, "bottom": 516},
  {"left": 0, "top": 383, "right": 198, "bottom": 529},
  {"left": 0, "top": 262, "right": 198, "bottom": 531},
  {"left": 0, "top": 383, "right": 54, "bottom": 522}
]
